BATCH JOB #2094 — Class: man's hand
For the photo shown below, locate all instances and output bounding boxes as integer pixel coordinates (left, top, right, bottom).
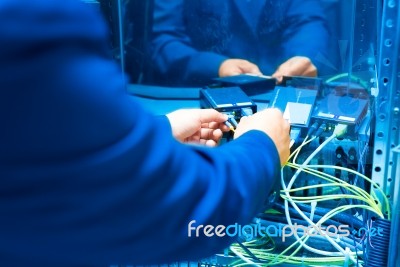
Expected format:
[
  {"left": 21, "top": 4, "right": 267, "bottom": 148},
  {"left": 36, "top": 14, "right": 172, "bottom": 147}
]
[
  {"left": 219, "top": 59, "right": 262, "bottom": 77},
  {"left": 166, "top": 109, "right": 230, "bottom": 147},
  {"left": 272, "top": 56, "right": 317, "bottom": 83},
  {"left": 234, "top": 108, "right": 290, "bottom": 166}
]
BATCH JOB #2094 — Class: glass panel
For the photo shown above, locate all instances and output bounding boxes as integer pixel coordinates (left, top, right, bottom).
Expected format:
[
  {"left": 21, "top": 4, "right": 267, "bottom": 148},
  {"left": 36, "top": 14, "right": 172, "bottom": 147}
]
[{"left": 121, "top": 0, "right": 379, "bottom": 91}]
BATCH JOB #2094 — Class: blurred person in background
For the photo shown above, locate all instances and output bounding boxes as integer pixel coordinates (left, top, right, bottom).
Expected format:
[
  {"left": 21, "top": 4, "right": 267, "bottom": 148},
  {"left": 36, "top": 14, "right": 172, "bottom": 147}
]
[{"left": 149, "top": 0, "right": 330, "bottom": 86}]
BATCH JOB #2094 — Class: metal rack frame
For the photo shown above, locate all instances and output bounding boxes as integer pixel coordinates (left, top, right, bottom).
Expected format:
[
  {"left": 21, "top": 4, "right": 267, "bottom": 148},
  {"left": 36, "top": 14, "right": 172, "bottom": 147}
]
[
  {"left": 372, "top": 0, "right": 400, "bottom": 226},
  {"left": 373, "top": 0, "right": 400, "bottom": 266}
]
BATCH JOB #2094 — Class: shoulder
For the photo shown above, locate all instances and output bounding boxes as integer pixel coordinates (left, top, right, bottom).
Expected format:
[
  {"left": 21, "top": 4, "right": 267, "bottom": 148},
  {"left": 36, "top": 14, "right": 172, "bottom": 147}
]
[
  {"left": 0, "top": 0, "right": 110, "bottom": 66},
  {"left": 0, "top": 0, "right": 107, "bottom": 47}
]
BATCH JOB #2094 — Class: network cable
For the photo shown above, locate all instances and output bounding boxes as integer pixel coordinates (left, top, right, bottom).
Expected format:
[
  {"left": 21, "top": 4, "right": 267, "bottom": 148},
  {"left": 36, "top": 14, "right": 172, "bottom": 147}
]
[
  {"left": 228, "top": 125, "right": 353, "bottom": 266},
  {"left": 280, "top": 125, "right": 366, "bottom": 266},
  {"left": 278, "top": 124, "right": 390, "bottom": 267},
  {"left": 229, "top": 123, "right": 389, "bottom": 267}
]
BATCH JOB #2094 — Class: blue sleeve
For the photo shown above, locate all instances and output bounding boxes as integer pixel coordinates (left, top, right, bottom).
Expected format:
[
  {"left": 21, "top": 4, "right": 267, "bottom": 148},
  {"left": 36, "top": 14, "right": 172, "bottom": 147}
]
[
  {"left": 151, "top": 0, "right": 228, "bottom": 86},
  {"left": 280, "top": 0, "right": 330, "bottom": 74},
  {"left": 0, "top": 1, "right": 281, "bottom": 266}
]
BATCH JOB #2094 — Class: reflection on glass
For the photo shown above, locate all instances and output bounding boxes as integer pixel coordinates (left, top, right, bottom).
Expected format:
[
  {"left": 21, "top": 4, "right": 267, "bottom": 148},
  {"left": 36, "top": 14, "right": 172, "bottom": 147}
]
[
  {"left": 149, "top": 0, "right": 332, "bottom": 86},
  {"left": 121, "top": 0, "right": 378, "bottom": 91}
]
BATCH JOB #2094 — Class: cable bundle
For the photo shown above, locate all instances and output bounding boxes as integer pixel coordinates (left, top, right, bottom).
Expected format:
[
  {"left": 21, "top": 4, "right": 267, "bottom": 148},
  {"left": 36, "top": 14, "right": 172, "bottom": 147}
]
[{"left": 228, "top": 124, "right": 392, "bottom": 267}]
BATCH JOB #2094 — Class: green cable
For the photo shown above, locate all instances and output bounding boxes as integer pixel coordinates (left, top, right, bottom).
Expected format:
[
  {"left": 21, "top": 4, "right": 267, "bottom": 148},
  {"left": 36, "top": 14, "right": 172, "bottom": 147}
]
[
  {"left": 285, "top": 162, "right": 383, "bottom": 216},
  {"left": 239, "top": 123, "right": 382, "bottom": 266},
  {"left": 325, "top": 72, "right": 369, "bottom": 89},
  {"left": 283, "top": 166, "right": 381, "bottom": 216},
  {"left": 306, "top": 164, "right": 390, "bottom": 219}
]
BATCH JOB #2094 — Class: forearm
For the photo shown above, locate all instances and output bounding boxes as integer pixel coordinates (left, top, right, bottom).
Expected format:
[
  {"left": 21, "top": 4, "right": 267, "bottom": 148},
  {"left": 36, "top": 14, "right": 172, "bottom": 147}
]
[
  {"left": 63, "top": 110, "right": 281, "bottom": 264},
  {"left": 152, "top": 39, "right": 227, "bottom": 85},
  {"left": 129, "top": 126, "right": 281, "bottom": 263}
]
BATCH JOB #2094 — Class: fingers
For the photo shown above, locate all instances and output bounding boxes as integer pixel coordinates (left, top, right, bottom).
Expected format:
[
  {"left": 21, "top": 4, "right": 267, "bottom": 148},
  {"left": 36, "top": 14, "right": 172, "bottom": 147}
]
[
  {"left": 199, "top": 128, "right": 223, "bottom": 143},
  {"left": 197, "top": 139, "right": 218, "bottom": 147},
  {"left": 233, "top": 108, "right": 291, "bottom": 166},
  {"left": 204, "top": 122, "right": 230, "bottom": 132},
  {"left": 219, "top": 59, "right": 262, "bottom": 77},
  {"left": 199, "top": 109, "right": 228, "bottom": 124},
  {"left": 289, "top": 57, "right": 316, "bottom": 76},
  {"left": 272, "top": 56, "right": 317, "bottom": 83},
  {"left": 239, "top": 61, "right": 262, "bottom": 76},
  {"left": 186, "top": 128, "right": 223, "bottom": 147},
  {"left": 203, "top": 122, "right": 219, "bottom": 129},
  {"left": 205, "top": 139, "right": 218, "bottom": 147},
  {"left": 167, "top": 108, "right": 229, "bottom": 144},
  {"left": 271, "top": 71, "right": 284, "bottom": 84}
]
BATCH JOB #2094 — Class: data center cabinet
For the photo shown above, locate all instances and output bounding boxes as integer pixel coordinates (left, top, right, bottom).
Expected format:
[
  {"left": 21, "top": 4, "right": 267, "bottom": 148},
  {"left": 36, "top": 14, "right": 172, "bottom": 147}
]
[{"left": 195, "top": 0, "right": 400, "bottom": 266}]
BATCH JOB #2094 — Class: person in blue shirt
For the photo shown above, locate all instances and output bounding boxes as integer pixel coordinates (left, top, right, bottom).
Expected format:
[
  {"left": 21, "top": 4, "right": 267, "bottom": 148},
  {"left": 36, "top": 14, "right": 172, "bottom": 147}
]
[
  {"left": 0, "top": 0, "right": 290, "bottom": 266},
  {"left": 149, "top": 0, "right": 330, "bottom": 86}
]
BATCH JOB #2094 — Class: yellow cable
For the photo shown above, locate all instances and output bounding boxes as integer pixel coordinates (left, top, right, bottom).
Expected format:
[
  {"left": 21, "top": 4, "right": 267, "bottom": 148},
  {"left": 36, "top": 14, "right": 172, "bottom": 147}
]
[
  {"left": 305, "top": 164, "right": 390, "bottom": 219},
  {"left": 285, "top": 162, "right": 383, "bottom": 216}
]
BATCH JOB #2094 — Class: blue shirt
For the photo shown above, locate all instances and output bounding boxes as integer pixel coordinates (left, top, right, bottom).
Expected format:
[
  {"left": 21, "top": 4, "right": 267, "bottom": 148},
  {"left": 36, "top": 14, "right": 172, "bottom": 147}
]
[{"left": 0, "top": 1, "right": 280, "bottom": 265}]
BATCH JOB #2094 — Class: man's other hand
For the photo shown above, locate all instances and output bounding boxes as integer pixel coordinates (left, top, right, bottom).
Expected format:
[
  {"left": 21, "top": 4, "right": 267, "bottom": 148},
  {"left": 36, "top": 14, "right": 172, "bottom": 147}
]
[
  {"left": 234, "top": 108, "right": 290, "bottom": 166},
  {"left": 272, "top": 56, "right": 317, "bottom": 83},
  {"left": 219, "top": 59, "right": 262, "bottom": 77},
  {"left": 167, "top": 109, "right": 230, "bottom": 147}
]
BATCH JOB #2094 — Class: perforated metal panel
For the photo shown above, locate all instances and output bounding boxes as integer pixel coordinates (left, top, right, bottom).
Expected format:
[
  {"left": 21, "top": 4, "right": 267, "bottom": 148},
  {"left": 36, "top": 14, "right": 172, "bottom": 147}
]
[
  {"left": 373, "top": 0, "right": 400, "bottom": 218},
  {"left": 373, "top": 0, "right": 400, "bottom": 265}
]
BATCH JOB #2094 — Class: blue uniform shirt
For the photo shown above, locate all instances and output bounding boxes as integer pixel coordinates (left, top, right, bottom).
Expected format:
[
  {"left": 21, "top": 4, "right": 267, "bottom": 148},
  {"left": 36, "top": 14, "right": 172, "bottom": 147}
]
[{"left": 0, "top": 1, "right": 280, "bottom": 266}]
